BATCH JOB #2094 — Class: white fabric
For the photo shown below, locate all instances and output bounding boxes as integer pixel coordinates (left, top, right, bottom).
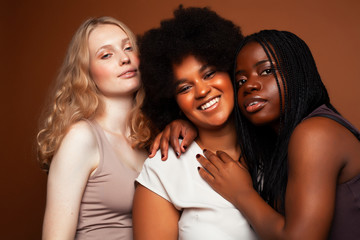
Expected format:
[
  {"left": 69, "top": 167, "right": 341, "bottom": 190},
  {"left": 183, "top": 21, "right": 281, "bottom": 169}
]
[{"left": 136, "top": 142, "right": 258, "bottom": 240}]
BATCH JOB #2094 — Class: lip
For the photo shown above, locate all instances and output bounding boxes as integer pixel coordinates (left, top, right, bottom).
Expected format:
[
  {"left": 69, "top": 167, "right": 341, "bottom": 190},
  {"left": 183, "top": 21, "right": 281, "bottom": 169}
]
[
  {"left": 243, "top": 97, "right": 267, "bottom": 113},
  {"left": 118, "top": 68, "right": 138, "bottom": 78},
  {"left": 197, "top": 96, "right": 221, "bottom": 111}
]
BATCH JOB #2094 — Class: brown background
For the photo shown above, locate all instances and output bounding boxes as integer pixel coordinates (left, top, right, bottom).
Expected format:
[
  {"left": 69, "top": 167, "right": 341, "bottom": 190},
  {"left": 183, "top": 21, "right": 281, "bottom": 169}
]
[{"left": 2, "top": 0, "right": 359, "bottom": 238}]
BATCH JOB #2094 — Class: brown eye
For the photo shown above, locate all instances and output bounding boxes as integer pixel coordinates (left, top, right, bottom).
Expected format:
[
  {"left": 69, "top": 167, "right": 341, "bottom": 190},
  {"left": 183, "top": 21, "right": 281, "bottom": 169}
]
[
  {"left": 237, "top": 79, "right": 247, "bottom": 88},
  {"left": 260, "top": 68, "right": 275, "bottom": 76},
  {"left": 177, "top": 85, "right": 191, "bottom": 94},
  {"left": 204, "top": 71, "right": 216, "bottom": 80}
]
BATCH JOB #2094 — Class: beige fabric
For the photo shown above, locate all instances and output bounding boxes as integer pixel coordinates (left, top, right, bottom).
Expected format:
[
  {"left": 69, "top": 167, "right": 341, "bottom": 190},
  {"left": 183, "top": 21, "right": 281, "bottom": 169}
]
[{"left": 75, "top": 120, "right": 139, "bottom": 240}]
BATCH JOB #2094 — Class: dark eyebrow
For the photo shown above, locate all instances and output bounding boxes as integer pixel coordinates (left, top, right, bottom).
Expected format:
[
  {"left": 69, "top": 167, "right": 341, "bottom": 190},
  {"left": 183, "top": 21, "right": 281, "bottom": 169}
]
[
  {"left": 199, "top": 64, "right": 209, "bottom": 73},
  {"left": 235, "top": 59, "right": 271, "bottom": 76},
  {"left": 254, "top": 59, "right": 270, "bottom": 67},
  {"left": 174, "top": 79, "right": 186, "bottom": 88},
  {"left": 174, "top": 63, "right": 210, "bottom": 87}
]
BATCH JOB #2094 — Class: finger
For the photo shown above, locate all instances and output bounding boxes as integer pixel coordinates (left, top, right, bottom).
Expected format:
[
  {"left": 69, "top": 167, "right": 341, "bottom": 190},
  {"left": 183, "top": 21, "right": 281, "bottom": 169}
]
[
  {"left": 149, "top": 132, "right": 162, "bottom": 158},
  {"left": 180, "top": 127, "right": 197, "bottom": 153},
  {"left": 215, "top": 150, "right": 235, "bottom": 163},
  {"left": 169, "top": 124, "right": 182, "bottom": 158},
  {"left": 203, "top": 149, "right": 225, "bottom": 169},
  {"left": 196, "top": 154, "right": 219, "bottom": 173},
  {"left": 159, "top": 127, "right": 171, "bottom": 160},
  {"left": 197, "top": 166, "right": 215, "bottom": 184}
]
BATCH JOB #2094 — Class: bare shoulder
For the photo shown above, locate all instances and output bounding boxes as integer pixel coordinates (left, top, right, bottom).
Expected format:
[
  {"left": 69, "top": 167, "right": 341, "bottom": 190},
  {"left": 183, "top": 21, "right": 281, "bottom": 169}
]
[
  {"left": 290, "top": 116, "right": 354, "bottom": 146},
  {"left": 65, "top": 120, "right": 97, "bottom": 145},
  {"left": 288, "top": 116, "right": 349, "bottom": 170},
  {"left": 51, "top": 120, "right": 99, "bottom": 173}
]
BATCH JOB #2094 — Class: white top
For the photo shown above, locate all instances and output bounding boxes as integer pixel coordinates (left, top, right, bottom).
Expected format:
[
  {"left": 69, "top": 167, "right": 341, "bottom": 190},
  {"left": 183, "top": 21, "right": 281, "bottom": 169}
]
[{"left": 136, "top": 142, "right": 258, "bottom": 240}]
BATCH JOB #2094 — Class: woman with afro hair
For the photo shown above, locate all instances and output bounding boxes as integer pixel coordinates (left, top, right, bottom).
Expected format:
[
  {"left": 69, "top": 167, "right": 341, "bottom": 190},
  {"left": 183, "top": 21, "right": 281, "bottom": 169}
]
[
  {"left": 132, "top": 6, "right": 258, "bottom": 240},
  {"left": 157, "top": 30, "right": 360, "bottom": 239}
]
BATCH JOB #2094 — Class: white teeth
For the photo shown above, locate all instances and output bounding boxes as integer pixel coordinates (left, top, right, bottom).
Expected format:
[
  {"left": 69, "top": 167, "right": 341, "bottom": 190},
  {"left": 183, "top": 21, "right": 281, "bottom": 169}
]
[
  {"left": 249, "top": 101, "right": 258, "bottom": 106},
  {"left": 200, "top": 97, "right": 220, "bottom": 110}
]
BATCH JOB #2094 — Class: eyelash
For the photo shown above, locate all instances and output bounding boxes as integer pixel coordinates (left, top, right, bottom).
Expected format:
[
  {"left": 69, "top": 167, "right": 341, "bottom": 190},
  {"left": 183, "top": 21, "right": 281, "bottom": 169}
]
[
  {"left": 101, "top": 53, "right": 112, "bottom": 59},
  {"left": 176, "top": 69, "right": 216, "bottom": 94},
  {"left": 237, "top": 79, "right": 246, "bottom": 88},
  {"left": 236, "top": 67, "right": 276, "bottom": 88},
  {"left": 261, "top": 68, "right": 275, "bottom": 75},
  {"left": 177, "top": 85, "right": 191, "bottom": 94},
  {"left": 204, "top": 70, "right": 216, "bottom": 80},
  {"left": 124, "top": 44, "right": 133, "bottom": 51}
]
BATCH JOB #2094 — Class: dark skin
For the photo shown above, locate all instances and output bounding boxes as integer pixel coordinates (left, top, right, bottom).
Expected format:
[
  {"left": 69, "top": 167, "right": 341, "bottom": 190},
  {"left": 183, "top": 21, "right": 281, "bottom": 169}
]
[
  {"left": 151, "top": 42, "right": 360, "bottom": 239},
  {"left": 134, "top": 55, "right": 240, "bottom": 240}
]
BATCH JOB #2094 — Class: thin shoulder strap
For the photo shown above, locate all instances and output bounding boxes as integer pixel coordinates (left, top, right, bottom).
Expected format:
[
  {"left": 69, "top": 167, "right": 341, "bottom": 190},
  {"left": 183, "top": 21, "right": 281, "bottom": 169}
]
[{"left": 312, "top": 113, "right": 360, "bottom": 141}]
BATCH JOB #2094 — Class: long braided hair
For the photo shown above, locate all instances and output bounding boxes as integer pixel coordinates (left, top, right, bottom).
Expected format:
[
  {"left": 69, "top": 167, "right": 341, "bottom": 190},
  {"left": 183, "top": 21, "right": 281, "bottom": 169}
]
[{"left": 233, "top": 30, "right": 338, "bottom": 213}]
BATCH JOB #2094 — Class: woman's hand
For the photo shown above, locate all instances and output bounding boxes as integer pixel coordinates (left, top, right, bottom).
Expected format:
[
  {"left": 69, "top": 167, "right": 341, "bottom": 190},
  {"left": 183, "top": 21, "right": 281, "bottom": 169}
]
[
  {"left": 196, "top": 149, "right": 253, "bottom": 205},
  {"left": 149, "top": 119, "right": 197, "bottom": 160}
]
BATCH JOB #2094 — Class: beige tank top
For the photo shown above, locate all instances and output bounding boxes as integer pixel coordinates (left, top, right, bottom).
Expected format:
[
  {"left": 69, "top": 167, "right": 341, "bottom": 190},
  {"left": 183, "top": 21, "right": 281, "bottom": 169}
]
[{"left": 75, "top": 120, "right": 139, "bottom": 240}]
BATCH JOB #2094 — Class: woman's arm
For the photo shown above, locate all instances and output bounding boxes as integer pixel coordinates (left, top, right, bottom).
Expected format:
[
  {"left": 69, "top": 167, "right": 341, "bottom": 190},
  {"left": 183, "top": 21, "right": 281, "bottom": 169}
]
[
  {"left": 132, "top": 184, "right": 180, "bottom": 240},
  {"left": 42, "top": 121, "right": 99, "bottom": 240},
  {"left": 149, "top": 119, "right": 197, "bottom": 160},
  {"left": 197, "top": 117, "right": 347, "bottom": 240}
]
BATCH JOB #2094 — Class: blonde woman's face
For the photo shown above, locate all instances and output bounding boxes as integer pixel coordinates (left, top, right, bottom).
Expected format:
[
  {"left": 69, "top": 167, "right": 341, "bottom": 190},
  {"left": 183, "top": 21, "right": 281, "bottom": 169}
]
[{"left": 88, "top": 24, "right": 140, "bottom": 98}]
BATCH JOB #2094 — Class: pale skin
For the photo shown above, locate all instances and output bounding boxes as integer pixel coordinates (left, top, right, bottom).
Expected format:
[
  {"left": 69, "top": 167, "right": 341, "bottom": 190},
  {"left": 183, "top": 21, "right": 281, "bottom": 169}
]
[
  {"left": 42, "top": 24, "right": 147, "bottom": 239},
  {"left": 132, "top": 55, "right": 239, "bottom": 240},
  {"left": 154, "top": 42, "right": 360, "bottom": 239}
]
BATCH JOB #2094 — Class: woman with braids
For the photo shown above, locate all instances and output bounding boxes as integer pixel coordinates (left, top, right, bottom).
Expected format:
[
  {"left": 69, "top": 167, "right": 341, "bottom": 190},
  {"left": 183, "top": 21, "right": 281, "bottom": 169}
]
[
  {"left": 156, "top": 30, "right": 360, "bottom": 239},
  {"left": 132, "top": 6, "right": 257, "bottom": 240},
  {"left": 37, "top": 17, "right": 150, "bottom": 239}
]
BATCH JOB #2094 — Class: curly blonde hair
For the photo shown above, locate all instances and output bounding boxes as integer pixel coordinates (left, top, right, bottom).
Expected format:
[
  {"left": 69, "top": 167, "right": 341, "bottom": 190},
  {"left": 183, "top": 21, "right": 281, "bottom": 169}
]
[{"left": 37, "top": 16, "right": 152, "bottom": 172}]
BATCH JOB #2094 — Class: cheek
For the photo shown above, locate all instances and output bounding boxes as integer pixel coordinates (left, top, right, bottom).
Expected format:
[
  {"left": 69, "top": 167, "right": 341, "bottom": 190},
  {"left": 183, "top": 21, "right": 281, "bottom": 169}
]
[
  {"left": 90, "top": 63, "right": 111, "bottom": 83},
  {"left": 131, "top": 54, "right": 140, "bottom": 68},
  {"left": 236, "top": 90, "right": 248, "bottom": 116},
  {"left": 236, "top": 90, "right": 243, "bottom": 108},
  {"left": 176, "top": 94, "right": 193, "bottom": 115}
]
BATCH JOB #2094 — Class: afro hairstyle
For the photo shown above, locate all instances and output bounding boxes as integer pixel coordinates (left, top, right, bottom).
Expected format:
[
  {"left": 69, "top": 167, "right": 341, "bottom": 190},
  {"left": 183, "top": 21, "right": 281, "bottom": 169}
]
[{"left": 139, "top": 5, "right": 243, "bottom": 131}]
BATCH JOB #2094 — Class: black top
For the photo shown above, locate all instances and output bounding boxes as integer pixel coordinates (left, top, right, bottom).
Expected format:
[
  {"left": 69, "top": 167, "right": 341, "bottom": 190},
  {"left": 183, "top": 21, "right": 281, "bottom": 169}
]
[{"left": 305, "top": 104, "right": 360, "bottom": 240}]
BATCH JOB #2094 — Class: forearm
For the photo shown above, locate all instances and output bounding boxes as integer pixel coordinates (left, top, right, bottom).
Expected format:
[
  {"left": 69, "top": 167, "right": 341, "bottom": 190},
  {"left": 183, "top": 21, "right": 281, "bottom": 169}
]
[
  {"left": 42, "top": 207, "right": 77, "bottom": 240},
  {"left": 234, "top": 190, "right": 286, "bottom": 240}
]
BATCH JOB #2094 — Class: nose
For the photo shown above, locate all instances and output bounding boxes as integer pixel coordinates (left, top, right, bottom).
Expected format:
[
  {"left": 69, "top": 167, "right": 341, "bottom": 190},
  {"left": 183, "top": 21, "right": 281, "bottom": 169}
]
[
  {"left": 119, "top": 52, "right": 130, "bottom": 65},
  {"left": 243, "top": 77, "right": 261, "bottom": 95},
  {"left": 194, "top": 80, "right": 211, "bottom": 99}
]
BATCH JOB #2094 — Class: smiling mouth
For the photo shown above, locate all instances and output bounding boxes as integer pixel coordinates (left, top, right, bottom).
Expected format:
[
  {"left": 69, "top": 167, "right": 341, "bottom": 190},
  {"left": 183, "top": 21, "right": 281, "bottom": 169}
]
[{"left": 199, "top": 97, "right": 220, "bottom": 110}]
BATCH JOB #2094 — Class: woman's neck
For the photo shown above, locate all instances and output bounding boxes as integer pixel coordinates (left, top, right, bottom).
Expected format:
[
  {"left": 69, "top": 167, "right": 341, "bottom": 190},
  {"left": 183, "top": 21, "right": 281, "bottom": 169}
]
[
  {"left": 195, "top": 119, "right": 240, "bottom": 160},
  {"left": 94, "top": 95, "right": 134, "bottom": 136}
]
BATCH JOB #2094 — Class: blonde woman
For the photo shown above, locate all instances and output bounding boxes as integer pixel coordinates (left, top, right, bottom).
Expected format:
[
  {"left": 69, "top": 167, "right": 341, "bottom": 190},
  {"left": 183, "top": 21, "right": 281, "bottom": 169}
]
[{"left": 37, "top": 17, "right": 151, "bottom": 239}]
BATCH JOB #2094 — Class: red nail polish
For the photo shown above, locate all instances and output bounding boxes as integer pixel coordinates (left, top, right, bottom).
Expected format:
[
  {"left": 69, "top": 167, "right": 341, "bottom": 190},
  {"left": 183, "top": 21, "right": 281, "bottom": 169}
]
[{"left": 196, "top": 154, "right": 200, "bottom": 158}]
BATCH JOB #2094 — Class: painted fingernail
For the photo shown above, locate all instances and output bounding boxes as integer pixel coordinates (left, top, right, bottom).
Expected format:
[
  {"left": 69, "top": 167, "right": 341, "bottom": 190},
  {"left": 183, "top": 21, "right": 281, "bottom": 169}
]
[
  {"left": 203, "top": 149, "right": 207, "bottom": 152},
  {"left": 183, "top": 146, "right": 187, "bottom": 150},
  {"left": 161, "top": 154, "right": 165, "bottom": 159},
  {"left": 176, "top": 152, "right": 180, "bottom": 157},
  {"left": 196, "top": 154, "right": 200, "bottom": 158},
  {"left": 197, "top": 167, "right": 200, "bottom": 171}
]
